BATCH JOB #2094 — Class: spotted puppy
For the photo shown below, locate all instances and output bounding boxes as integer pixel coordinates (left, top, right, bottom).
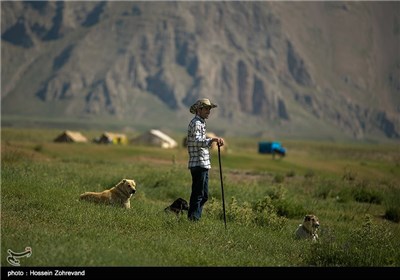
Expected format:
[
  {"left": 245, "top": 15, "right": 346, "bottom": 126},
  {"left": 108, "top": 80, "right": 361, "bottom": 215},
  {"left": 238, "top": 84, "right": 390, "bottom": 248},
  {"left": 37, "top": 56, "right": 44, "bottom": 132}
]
[
  {"left": 295, "top": 214, "right": 320, "bottom": 242},
  {"left": 164, "top": 198, "right": 189, "bottom": 215}
]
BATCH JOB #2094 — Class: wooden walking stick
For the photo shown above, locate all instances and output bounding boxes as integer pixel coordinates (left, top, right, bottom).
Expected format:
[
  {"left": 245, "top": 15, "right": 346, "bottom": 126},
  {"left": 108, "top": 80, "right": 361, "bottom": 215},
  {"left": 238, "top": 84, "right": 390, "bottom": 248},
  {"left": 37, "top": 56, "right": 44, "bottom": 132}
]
[{"left": 218, "top": 143, "right": 227, "bottom": 230}]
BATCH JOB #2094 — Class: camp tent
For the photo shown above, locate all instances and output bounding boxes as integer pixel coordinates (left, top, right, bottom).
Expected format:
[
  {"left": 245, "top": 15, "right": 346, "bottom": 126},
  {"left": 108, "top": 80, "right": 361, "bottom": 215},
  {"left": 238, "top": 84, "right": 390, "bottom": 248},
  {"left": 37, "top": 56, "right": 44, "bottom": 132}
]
[
  {"left": 54, "top": 130, "right": 88, "bottom": 143},
  {"left": 132, "top": 129, "right": 178, "bottom": 149},
  {"left": 94, "top": 132, "right": 128, "bottom": 144}
]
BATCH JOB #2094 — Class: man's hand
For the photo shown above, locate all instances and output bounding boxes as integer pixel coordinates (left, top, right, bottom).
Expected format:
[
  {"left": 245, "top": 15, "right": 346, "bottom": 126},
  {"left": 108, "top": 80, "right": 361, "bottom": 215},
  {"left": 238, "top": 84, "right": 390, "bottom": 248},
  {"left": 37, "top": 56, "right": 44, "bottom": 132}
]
[{"left": 213, "top": 137, "right": 224, "bottom": 147}]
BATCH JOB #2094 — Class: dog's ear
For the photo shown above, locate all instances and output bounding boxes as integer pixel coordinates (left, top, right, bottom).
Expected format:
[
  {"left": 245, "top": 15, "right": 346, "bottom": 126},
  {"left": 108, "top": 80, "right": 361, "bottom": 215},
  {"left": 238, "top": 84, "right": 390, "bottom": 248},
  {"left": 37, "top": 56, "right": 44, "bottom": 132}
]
[
  {"left": 123, "top": 179, "right": 127, "bottom": 183},
  {"left": 305, "top": 215, "right": 311, "bottom": 221}
]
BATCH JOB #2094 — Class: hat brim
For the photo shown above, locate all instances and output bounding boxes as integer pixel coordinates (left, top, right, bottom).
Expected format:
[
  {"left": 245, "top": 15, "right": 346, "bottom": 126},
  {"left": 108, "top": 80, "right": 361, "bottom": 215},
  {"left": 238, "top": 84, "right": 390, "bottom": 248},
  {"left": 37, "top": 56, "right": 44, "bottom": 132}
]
[{"left": 190, "top": 100, "right": 217, "bottom": 114}]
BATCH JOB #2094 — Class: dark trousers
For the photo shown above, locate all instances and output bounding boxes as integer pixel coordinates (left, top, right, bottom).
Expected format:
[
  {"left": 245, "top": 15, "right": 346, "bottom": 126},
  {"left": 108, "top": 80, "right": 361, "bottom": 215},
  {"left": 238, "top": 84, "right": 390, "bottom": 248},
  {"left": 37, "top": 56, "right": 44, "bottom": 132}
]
[{"left": 188, "top": 167, "right": 209, "bottom": 221}]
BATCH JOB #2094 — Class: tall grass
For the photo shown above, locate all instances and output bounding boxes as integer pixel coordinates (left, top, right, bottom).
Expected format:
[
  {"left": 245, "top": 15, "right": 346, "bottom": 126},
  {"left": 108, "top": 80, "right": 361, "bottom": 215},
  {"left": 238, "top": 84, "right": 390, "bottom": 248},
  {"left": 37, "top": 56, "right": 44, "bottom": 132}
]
[{"left": 1, "top": 128, "right": 400, "bottom": 267}]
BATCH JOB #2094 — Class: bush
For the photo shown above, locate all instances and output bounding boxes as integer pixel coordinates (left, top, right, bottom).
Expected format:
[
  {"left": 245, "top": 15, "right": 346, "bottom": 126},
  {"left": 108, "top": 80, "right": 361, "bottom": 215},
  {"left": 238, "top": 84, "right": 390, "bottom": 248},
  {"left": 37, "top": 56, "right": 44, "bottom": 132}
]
[
  {"left": 207, "top": 196, "right": 288, "bottom": 230},
  {"left": 342, "top": 168, "right": 357, "bottom": 181},
  {"left": 314, "top": 178, "right": 338, "bottom": 199},
  {"left": 273, "top": 174, "right": 285, "bottom": 183},
  {"left": 226, "top": 197, "right": 254, "bottom": 226},
  {"left": 272, "top": 199, "right": 306, "bottom": 219},
  {"left": 384, "top": 207, "right": 400, "bottom": 223},
  {"left": 265, "top": 185, "right": 286, "bottom": 200},
  {"left": 286, "top": 170, "right": 296, "bottom": 177},
  {"left": 304, "top": 169, "right": 315, "bottom": 179},
  {"left": 384, "top": 189, "right": 400, "bottom": 223},
  {"left": 253, "top": 196, "right": 288, "bottom": 229},
  {"left": 335, "top": 188, "right": 353, "bottom": 203},
  {"left": 351, "top": 181, "right": 383, "bottom": 204}
]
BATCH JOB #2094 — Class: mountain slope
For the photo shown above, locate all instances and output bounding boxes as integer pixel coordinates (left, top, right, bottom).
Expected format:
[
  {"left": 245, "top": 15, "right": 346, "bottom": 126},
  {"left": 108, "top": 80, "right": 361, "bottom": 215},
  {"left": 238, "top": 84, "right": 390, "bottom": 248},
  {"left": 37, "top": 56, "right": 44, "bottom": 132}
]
[{"left": 1, "top": 1, "right": 399, "bottom": 140}]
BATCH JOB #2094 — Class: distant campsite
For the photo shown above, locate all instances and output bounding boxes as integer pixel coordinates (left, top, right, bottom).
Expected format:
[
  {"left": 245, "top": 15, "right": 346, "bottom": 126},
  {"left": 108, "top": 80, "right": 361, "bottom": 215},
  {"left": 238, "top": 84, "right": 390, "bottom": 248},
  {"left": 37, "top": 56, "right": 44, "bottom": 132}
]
[
  {"left": 54, "top": 129, "right": 180, "bottom": 149},
  {"left": 53, "top": 129, "right": 233, "bottom": 152}
]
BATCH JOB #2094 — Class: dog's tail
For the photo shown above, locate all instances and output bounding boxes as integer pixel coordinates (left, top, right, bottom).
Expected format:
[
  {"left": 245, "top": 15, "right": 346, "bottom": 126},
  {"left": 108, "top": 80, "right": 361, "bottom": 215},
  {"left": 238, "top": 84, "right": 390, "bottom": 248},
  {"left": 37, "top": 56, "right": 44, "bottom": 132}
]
[{"left": 79, "top": 192, "right": 93, "bottom": 200}]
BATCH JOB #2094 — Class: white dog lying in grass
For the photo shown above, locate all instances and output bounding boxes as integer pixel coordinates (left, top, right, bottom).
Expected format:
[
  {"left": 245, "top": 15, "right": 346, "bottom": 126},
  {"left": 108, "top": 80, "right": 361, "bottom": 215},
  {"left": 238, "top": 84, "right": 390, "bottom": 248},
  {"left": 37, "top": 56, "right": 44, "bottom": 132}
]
[{"left": 295, "top": 214, "right": 320, "bottom": 242}]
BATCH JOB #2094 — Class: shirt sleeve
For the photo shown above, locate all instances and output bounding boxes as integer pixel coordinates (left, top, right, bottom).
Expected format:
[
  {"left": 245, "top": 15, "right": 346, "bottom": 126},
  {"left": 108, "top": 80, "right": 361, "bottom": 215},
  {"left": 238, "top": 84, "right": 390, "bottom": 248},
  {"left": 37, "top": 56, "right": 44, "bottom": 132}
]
[{"left": 192, "top": 121, "right": 211, "bottom": 148}]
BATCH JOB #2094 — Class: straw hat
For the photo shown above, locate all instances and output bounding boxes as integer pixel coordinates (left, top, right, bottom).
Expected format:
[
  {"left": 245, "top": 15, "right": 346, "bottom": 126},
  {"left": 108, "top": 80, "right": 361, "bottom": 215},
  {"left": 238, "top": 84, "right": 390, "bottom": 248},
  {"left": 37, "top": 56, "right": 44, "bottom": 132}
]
[{"left": 189, "top": 98, "right": 218, "bottom": 114}]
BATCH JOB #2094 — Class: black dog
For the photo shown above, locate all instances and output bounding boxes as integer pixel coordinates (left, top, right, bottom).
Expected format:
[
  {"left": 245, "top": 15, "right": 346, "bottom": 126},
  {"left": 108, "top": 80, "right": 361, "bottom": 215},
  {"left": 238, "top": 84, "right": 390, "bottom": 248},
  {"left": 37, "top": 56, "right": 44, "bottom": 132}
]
[{"left": 164, "top": 198, "right": 189, "bottom": 215}]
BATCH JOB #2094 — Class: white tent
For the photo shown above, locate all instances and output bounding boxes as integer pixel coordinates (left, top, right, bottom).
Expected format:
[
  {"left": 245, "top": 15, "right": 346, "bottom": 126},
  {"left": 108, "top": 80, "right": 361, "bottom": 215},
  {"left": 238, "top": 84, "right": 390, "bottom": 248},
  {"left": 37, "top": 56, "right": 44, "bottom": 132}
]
[{"left": 132, "top": 129, "right": 178, "bottom": 149}]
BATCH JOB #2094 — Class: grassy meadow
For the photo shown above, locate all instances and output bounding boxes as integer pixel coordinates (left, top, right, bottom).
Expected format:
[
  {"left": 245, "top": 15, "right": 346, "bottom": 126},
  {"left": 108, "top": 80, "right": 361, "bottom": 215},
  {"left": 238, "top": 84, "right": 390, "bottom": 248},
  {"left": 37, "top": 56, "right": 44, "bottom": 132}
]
[{"left": 1, "top": 127, "right": 400, "bottom": 267}]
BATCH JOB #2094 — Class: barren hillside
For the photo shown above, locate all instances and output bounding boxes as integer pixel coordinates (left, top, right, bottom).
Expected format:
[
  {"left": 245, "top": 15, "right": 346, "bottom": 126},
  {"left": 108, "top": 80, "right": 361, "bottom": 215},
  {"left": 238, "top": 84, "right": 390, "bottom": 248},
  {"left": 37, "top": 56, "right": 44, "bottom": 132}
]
[{"left": 1, "top": 1, "right": 399, "bottom": 141}]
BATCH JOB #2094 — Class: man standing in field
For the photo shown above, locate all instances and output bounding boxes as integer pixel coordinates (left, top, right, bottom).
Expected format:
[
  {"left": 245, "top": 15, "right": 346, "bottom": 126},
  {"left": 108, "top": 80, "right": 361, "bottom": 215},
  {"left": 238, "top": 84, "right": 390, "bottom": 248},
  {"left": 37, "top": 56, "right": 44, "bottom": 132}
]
[{"left": 187, "top": 98, "right": 224, "bottom": 221}]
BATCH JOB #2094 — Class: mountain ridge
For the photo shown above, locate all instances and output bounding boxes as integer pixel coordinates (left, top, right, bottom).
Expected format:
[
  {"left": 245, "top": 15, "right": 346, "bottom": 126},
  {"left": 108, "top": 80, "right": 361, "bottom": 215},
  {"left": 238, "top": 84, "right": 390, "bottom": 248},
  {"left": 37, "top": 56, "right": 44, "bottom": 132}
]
[{"left": 1, "top": 1, "right": 399, "bottom": 141}]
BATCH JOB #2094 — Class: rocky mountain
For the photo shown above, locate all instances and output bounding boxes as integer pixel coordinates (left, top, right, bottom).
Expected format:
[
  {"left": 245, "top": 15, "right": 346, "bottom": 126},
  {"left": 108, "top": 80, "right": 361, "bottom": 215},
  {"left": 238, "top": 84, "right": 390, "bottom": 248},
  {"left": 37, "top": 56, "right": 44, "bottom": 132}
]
[{"left": 1, "top": 1, "right": 399, "bottom": 141}]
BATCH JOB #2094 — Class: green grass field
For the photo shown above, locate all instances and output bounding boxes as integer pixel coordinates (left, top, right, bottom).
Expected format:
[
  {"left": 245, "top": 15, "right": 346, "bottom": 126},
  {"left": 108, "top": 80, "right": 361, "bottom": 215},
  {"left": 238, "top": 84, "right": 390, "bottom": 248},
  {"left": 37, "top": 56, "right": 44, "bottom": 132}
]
[{"left": 1, "top": 127, "right": 400, "bottom": 267}]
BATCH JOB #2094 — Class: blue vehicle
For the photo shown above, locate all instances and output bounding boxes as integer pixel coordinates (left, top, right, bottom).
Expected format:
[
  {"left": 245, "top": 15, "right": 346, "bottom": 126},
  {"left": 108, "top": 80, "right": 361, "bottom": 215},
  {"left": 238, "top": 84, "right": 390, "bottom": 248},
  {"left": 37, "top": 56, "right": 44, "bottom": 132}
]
[{"left": 258, "top": 142, "right": 286, "bottom": 158}]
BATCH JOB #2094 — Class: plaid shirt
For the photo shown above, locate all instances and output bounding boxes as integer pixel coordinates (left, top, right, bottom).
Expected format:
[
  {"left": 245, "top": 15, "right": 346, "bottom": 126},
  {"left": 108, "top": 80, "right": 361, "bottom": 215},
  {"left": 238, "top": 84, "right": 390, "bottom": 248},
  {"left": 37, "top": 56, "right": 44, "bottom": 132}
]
[{"left": 187, "top": 115, "right": 213, "bottom": 169}]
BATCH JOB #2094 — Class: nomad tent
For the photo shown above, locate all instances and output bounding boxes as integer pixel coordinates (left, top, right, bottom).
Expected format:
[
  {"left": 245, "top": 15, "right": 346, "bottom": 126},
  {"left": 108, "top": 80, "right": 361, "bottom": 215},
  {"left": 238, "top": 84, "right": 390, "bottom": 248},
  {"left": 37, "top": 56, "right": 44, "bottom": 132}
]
[
  {"left": 94, "top": 132, "right": 128, "bottom": 144},
  {"left": 54, "top": 130, "right": 88, "bottom": 143},
  {"left": 132, "top": 129, "right": 178, "bottom": 149}
]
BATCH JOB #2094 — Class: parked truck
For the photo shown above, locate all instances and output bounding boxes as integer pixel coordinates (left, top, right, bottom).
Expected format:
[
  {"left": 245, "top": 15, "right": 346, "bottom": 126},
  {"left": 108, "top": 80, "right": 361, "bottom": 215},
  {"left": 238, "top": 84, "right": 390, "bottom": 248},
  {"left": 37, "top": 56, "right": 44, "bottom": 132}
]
[{"left": 258, "top": 141, "right": 286, "bottom": 158}]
